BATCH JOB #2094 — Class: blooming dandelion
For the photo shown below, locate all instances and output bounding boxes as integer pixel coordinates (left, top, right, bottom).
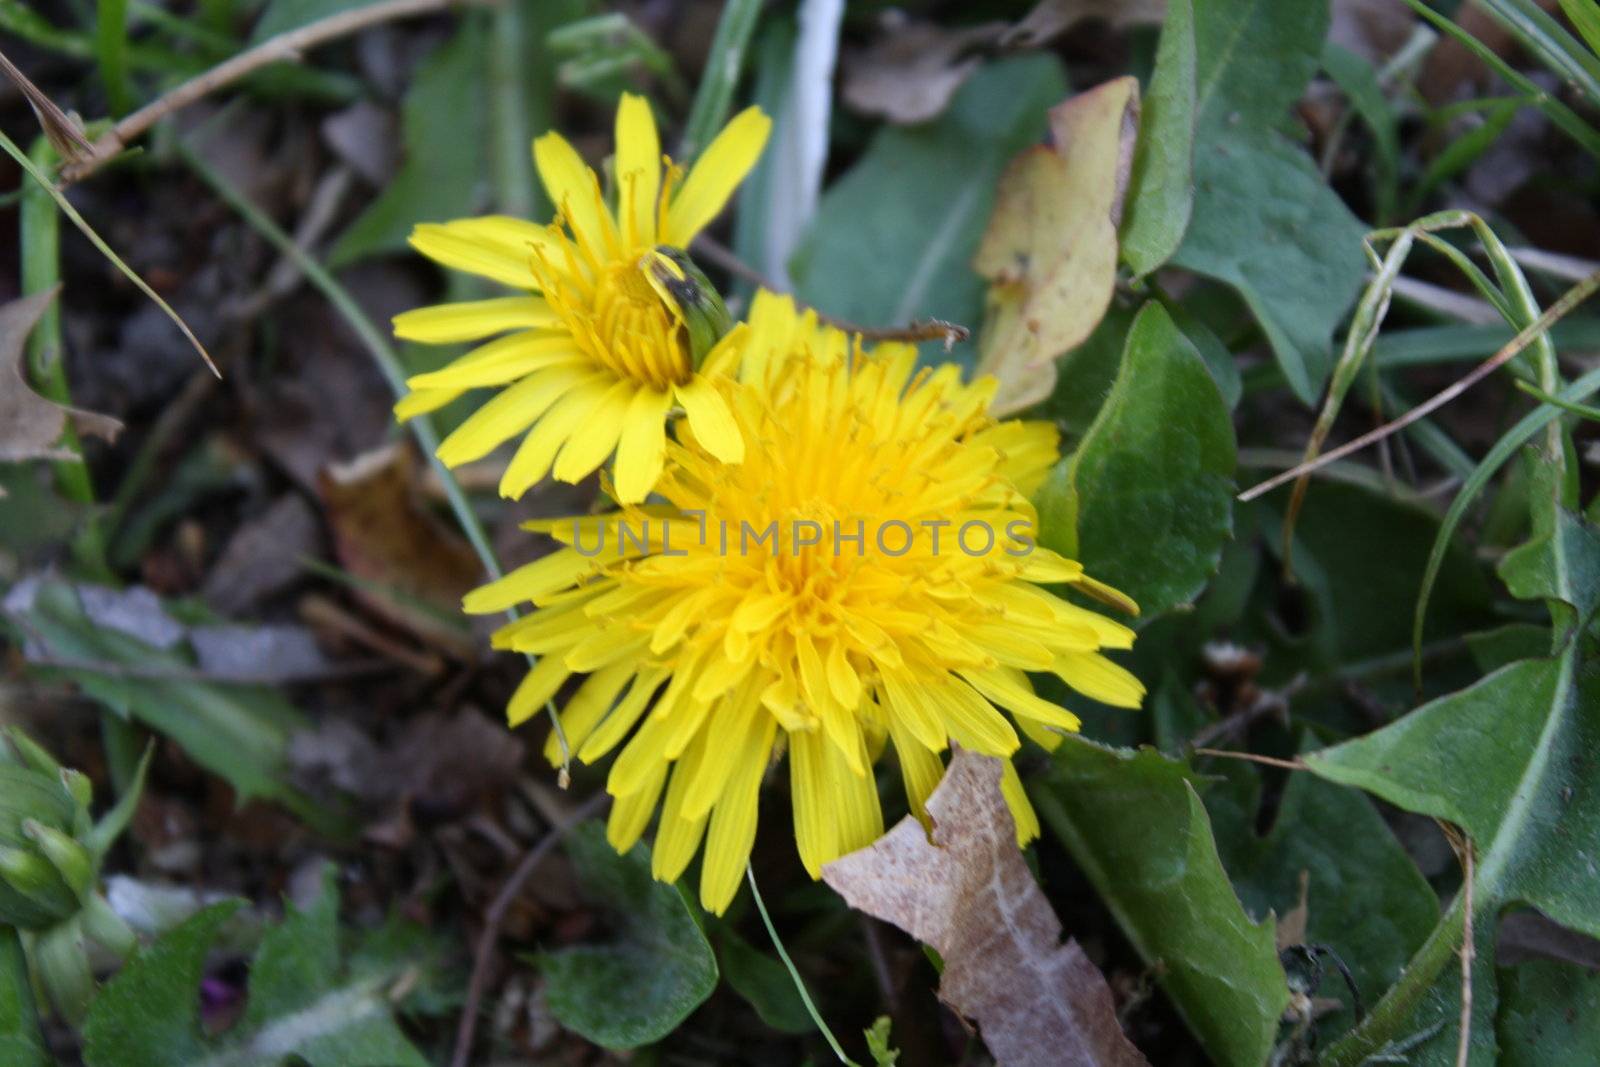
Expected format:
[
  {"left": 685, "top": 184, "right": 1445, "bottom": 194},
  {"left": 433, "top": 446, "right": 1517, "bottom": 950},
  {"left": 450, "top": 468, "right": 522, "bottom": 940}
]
[
  {"left": 464, "top": 292, "right": 1145, "bottom": 914},
  {"left": 393, "top": 95, "right": 770, "bottom": 503}
]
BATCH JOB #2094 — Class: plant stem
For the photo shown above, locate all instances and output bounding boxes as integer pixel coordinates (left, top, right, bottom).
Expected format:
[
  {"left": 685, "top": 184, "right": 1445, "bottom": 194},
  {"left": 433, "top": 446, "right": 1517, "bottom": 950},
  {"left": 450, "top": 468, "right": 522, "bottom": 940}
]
[
  {"left": 746, "top": 863, "right": 858, "bottom": 1066},
  {"left": 20, "top": 135, "right": 112, "bottom": 580},
  {"left": 678, "top": 0, "right": 763, "bottom": 161},
  {"left": 0, "top": 926, "right": 48, "bottom": 1067},
  {"left": 1319, "top": 892, "right": 1466, "bottom": 1067},
  {"left": 177, "top": 138, "right": 571, "bottom": 771}
]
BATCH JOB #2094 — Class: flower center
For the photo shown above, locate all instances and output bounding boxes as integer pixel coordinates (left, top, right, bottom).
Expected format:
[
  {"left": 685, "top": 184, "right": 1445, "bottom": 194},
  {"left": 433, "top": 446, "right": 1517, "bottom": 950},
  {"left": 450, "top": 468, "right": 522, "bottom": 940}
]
[{"left": 545, "top": 254, "right": 692, "bottom": 390}]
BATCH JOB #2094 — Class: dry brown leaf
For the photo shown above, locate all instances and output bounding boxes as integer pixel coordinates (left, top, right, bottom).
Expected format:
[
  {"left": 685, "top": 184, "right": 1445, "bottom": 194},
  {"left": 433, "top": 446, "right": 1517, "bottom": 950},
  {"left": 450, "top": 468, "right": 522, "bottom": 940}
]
[
  {"left": 842, "top": 19, "right": 1006, "bottom": 125},
  {"left": 823, "top": 749, "right": 1150, "bottom": 1067},
  {"left": 974, "top": 78, "right": 1140, "bottom": 417},
  {"left": 0, "top": 289, "right": 123, "bottom": 495},
  {"left": 1000, "top": 0, "right": 1167, "bottom": 49},
  {"left": 317, "top": 443, "right": 481, "bottom": 657},
  {"left": 842, "top": 1, "right": 1162, "bottom": 125}
]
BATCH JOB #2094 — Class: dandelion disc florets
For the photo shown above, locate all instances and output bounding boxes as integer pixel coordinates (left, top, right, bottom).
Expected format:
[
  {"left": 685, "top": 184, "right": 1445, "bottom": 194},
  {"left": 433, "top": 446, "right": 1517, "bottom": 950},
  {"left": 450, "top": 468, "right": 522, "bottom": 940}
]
[
  {"left": 466, "top": 292, "right": 1145, "bottom": 914},
  {"left": 392, "top": 93, "right": 770, "bottom": 504}
]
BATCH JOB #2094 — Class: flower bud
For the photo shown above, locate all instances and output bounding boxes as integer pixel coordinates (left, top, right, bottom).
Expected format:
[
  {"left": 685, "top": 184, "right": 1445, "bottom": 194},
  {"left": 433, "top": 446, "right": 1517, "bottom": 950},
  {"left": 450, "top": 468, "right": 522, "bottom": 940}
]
[
  {"left": 0, "top": 845, "right": 78, "bottom": 926},
  {"left": 23, "top": 821, "right": 93, "bottom": 903},
  {"left": 34, "top": 918, "right": 94, "bottom": 1024}
]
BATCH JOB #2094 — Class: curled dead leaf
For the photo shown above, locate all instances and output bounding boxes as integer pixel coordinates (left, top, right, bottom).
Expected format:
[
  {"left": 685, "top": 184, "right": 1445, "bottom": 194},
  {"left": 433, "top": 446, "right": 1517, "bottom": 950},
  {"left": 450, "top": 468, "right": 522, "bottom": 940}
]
[
  {"left": 823, "top": 749, "right": 1150, "bottom": 1067},
  {"left": 0, "top": 289, "right": 123, "bottom": 496},
  {"left": 974, "top": 78, "right": 1140, "bottom": 416}
]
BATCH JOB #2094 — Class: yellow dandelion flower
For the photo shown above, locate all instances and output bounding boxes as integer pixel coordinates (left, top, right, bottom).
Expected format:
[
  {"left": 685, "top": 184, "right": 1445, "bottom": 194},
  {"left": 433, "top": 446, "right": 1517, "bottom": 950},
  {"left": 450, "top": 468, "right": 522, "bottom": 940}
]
[
  {"left": 464, "top": 292, "right": 1145, "bottom": 914},
  {"left": 393, "top": 95, "right": 771, "bottom": 503}
]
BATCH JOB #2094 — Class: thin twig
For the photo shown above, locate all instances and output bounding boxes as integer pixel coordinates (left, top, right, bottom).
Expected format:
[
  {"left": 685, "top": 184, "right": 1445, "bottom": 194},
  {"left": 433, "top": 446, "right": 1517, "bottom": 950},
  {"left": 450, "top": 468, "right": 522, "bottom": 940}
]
[
  {"left": 1441, "top": 824, "right": 1476, "bottom": 1067},
  {"left": 1191, "top": 748, "right": 1308, "bottom": 771},
  {"left": 1239, "top": 266, "right": 1600, "bottom": 502},
  {"left": 451, "top": 791, "right": 609, "bottom": 1067},
  {"left": 748, "top": 863, "right": 857, "bottom": 1066},
  {"left": 61, "top": 0, "right": 498, "bottom": 184},
  {"left": 693, "top": 234, "right": 970, "bottom": 348}
]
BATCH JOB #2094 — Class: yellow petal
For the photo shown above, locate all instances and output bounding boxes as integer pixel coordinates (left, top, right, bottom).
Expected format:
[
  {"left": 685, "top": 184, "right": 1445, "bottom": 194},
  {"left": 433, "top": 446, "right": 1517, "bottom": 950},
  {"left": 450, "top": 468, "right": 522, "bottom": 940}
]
[
  {"left": 925, "top": 677, "right": 1020, "bottom": 757},
  {"left": 409, "top": 217, "right": 553, "bottom": 289},
  {"left": 434, "top": 364, "right": 598, "bottom": 467},
  {"left": 888, "top": 722, "right": 944, "bottom": 824},
  {"left": 1053, "top": 651, "right": 1146, "bottom": 708},
  {"left": 789, "top": 730, "right": 836, "bottom": 878},
  {"left": 611, "top": 387, "right": 672, "bottom": 503},
  {"left": 393, "top": 296, "right": 557, "bottom": 343},
  {"left": 652, "top": 735, "right": 712, "bottom": 884},
  {"left": 544, "top": 662, "right": 630, "bottom": 764},
  {"left": 699, "top": 716, "right": 775, "bottom": 915},
  {"left": 507, "top": 655, "right": 571, "bottom": 727},
  {"left": 607, "top": 760, "right": 667, "bottom": 853},
  {"left": 1000, "top": 759, "right": 1040, "bottom": 845},
  {"left": 498, "top": 379, "right": 612, "bottom": 498},
  {"left": 675, "top": 377, "right": 744, "bottom": 463},
  {"left": 464, "top": 548, "right": 595, "bottom": 614},
  {"left": 394, "top": 387, "right": 462, "bottom": 422},
  {"left": 405, "top": 334, "right": 581, "bottom": 392},
  {"left": 533, "top": 131, "right": 611, "bottom": 257},
  {"left": 664, "top": 106, "right": 772, "bottom": 243},
  {"left": 552, "top": 379, "right": 637, "bottom": 485},
  {"left": 615, "top": 93, "right": 661, "bottom": 248}
]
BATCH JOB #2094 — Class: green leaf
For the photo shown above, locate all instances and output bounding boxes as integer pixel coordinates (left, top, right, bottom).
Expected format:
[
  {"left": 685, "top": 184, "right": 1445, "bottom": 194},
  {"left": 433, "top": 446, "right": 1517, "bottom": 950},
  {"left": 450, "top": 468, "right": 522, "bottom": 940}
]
[
  {"left": 83, "top": 872, "right": 429, "bottom": 1067},
  {"left": 539, "top": 824, "right": 718, "bottom": 1049},
  {"left": 714, "top": 925, "right": 813, "bottom": 1034},
  {"left": 1031, "top": 737, "right": 1289, "bottom": 1067},
  {"left": 1308, "top": 656, "right": 1600, "bottom": 1064},
  {"left": 1497, "top": 960, "right": 1600, "bottom": 1065},
  {"left": 1477, "top": 0, "right": 1600, "bottom": 111},
  {"left": 1496, "top": 455, "right": 1600, "bottom": 640},
  {"left": 1036, "top": 301, "right": 1237, "bottom": 619},
  {"left": 1208, "top": 748, "right": 1439, "bottom": 1041},
  {"left": 1168, "top": 0, "right": 1368, "bottom": 403},
  {"left": 0, "top": 926, "right": 48, "bottom": 1067},
  {"left": 330, "top": 20, "right": 490, "bottom": 265},
  {"left": 1558, "top": 0, "right": 1600, "bottom": 59},
  {"left": 3, "top": 581, "right": 332, "bottom": 830},
  {"left": 789, "top": 56, "right": 1067, "bottom": 364},
  {"left": 1120, "top": 0, "right": 1196, "bottom": 276}
]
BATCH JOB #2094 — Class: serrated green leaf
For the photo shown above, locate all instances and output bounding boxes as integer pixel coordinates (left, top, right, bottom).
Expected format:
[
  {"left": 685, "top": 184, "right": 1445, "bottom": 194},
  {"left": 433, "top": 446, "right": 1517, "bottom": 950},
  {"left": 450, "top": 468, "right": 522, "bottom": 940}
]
[
  {"left": 1031, "top": 737, "right": 1289, "bottom": 1067},
  {"left": 82, "top": 902, "right": 243, "bottom": 1067},
  {"left": 0, "top": 926, "right": 48, "bottom": 1067},
  {"left": 539, "top": 824, "right": 718, "bottom": 1049},
  {"left": 1168, "top": 0, "right": 1368, "bottom": 403},
  {"left": 789, "top": 56, "right": 1067, "bottom": 367},
  {"left": 1036, "top": 301, "right": 1236, "bottom": 619},
  {"left": 1120, "top": 0, "right": 1196, "bottom": 276},
  {"left": 331, "top": 19, "right": 490, "bottom": 265},
  {"left": 83, "top": 873, "right": 429, "bottom": 1067}
]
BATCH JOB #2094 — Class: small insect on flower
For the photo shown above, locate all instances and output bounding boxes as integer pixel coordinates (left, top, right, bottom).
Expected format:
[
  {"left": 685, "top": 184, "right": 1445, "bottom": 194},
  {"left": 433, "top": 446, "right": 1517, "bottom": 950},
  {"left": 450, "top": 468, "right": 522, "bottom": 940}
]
[
  {"left": 464, "top": 292, "right": 1145, "bottom": 915},
  {"left": 393, "top": 95, "right": 770, "bottom": 504}
]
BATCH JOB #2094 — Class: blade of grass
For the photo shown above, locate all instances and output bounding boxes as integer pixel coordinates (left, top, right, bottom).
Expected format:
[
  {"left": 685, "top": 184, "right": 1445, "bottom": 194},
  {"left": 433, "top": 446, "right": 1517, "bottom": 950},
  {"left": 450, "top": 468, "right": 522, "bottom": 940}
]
[
  {"left": 176, "top": 135, "right": 571, "bottom": 773},
  {"left": 1402, "top": 0, "right": 1600, "bottom": 159},
  {"left": 95, "top": 0, "right": 132, "bottom": 115},
  {"left": 1514, "top": 378, "right": 1600, "bottom": 421},
  {"left": 747, "top": 864, "right": 859, "bottom": 1066},
  {"left": 678, "top": 0, "right": 763, "bottom": 162},
  {"left": 1478, "top": 0, "right": 1600, "bottom": 109},
  {"left": 1559, "top": 0, "right": 1600, "bottom": 58},
  {"left": 0, "top": 128, "right": 217, "bottom": 376}
]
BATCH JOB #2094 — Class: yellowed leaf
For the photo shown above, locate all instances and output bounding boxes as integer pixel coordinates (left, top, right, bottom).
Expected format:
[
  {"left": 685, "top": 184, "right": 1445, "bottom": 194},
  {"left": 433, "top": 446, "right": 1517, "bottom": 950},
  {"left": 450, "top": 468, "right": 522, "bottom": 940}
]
[
  {"left": 0, "top": 289, "right": 122, "bottom": 496},
  {"left": 823, "top": 749, "right": 1150, "bottom": 1067},
  {"left": 974, "top": 77, "right": 1140, "bottom": 416}
]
